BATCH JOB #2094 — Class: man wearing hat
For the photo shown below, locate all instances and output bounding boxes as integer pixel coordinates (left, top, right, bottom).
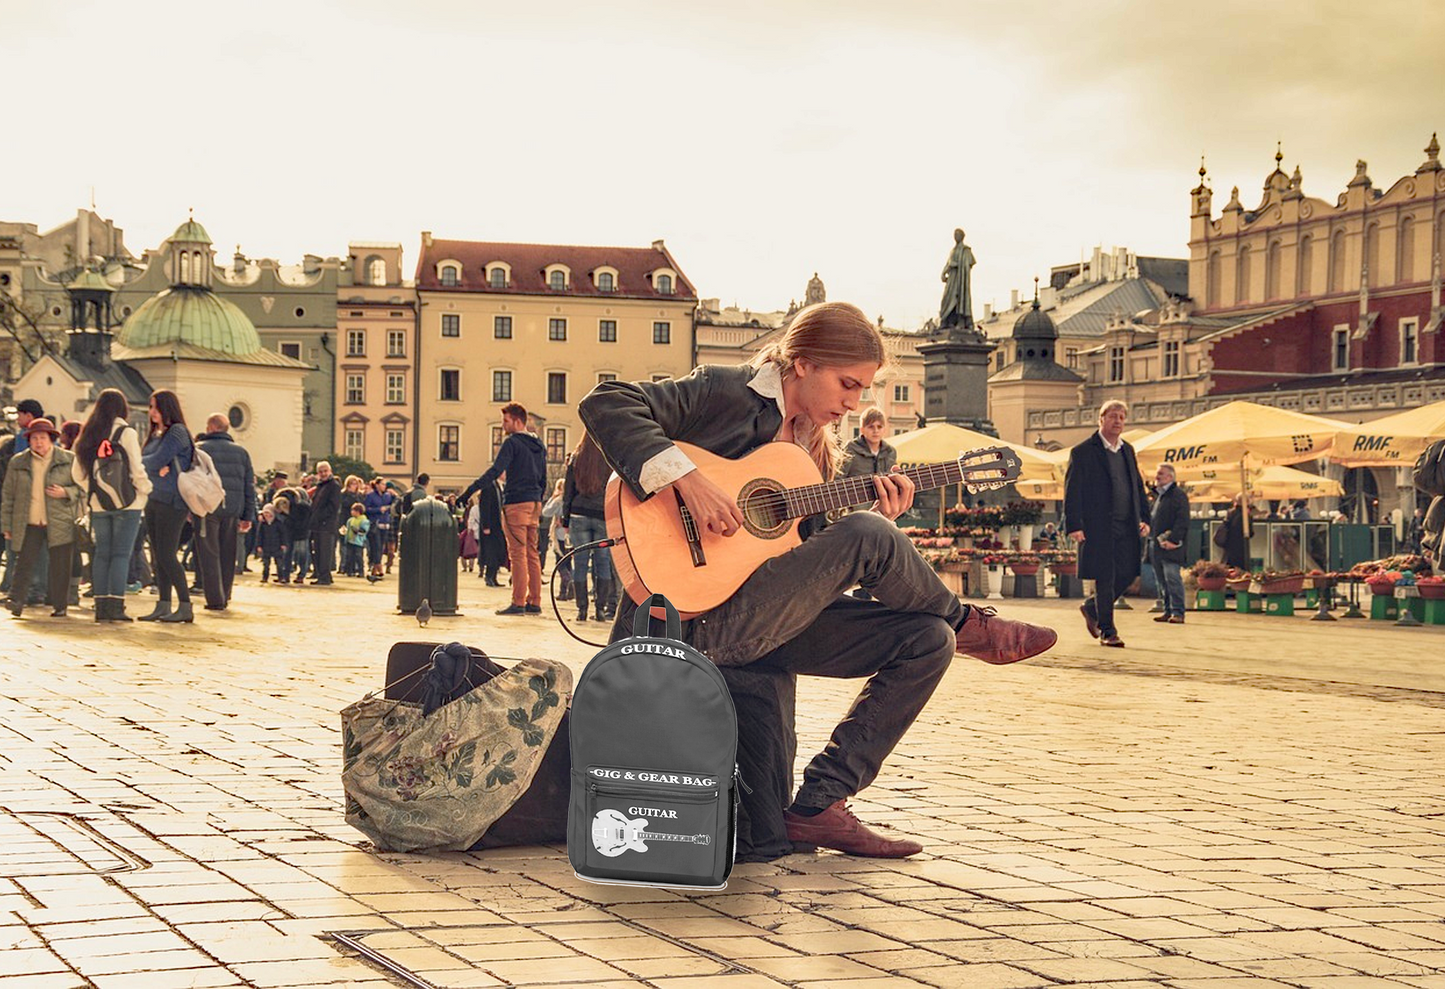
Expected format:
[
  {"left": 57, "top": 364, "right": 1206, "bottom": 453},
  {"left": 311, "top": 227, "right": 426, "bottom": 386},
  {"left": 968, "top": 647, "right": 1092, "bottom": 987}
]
[
  {"left": 0, "top": 417, "right": 82, "bottom": 617},
  {"left": 0, "top": 398, "right": 46, "bottom": 598}
]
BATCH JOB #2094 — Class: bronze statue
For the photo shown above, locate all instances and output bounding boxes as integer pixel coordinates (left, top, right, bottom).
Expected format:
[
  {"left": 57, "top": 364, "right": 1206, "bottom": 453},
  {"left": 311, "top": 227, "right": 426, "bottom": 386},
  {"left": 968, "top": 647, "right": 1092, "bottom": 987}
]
[{"left": 939, "top": 228, "right": 975, "bottom": 332}]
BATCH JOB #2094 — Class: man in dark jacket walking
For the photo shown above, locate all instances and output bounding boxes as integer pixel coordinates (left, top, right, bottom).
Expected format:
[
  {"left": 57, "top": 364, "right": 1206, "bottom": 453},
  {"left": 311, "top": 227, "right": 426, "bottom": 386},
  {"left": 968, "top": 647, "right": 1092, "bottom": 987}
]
[
  {"left": 1064, "top": 400, "right": 1151, "bottom": 647},
  {"left": 308, "top": 461, "right": 341, "bottom": 585},
  {"left": 195, "top": 414, "right": 257, "bottom": 610},
  {"left": 461, "top": 402, "right": 547, "bottom": 615},
  {"left": 1148, "top": 464, "right": 1191, "bottom": 624}
]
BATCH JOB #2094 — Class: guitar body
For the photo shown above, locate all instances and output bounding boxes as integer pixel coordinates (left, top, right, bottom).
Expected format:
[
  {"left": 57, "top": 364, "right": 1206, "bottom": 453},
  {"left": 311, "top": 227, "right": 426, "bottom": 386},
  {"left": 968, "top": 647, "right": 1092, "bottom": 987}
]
[
  {"left": 591, "top": 809, "right": 650, "bottom": 857},
  {"left": 605, "top": 441, "right": 821, "bottom": 619}
]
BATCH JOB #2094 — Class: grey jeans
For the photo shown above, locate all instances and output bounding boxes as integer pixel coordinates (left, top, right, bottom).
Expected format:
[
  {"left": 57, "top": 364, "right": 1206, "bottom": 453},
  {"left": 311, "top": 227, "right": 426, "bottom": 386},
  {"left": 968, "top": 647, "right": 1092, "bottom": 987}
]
[{"left": 611, "top": 511, "right": 963, "bottom": 858}]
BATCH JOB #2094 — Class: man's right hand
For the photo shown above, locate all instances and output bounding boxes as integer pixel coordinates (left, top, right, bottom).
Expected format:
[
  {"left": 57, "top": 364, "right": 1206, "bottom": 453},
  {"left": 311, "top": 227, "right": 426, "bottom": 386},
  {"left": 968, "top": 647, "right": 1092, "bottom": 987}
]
[
  {"left": 1068, "top": 529, "right": 1085, "bottom": 543},
  {"left": 672, "top": 469, "right": 743, "bottom": 537}
]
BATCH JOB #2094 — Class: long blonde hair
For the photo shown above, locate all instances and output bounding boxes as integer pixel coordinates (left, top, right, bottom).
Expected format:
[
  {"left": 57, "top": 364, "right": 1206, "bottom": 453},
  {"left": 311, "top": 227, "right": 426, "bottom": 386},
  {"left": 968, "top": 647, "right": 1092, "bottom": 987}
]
[{"left": 750, "top": 302, "right": 888, "bottom": 479}]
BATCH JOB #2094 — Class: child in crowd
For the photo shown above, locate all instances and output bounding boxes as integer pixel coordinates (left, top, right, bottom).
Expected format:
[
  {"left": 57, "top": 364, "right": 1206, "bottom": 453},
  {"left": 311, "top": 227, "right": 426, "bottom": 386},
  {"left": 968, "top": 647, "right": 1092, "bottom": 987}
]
[
  {"left": 256, "top": 503, "right": 291, "bottom": 584},
  {"left": 342, "top": 502, "right": 371, "bottom": 577}
]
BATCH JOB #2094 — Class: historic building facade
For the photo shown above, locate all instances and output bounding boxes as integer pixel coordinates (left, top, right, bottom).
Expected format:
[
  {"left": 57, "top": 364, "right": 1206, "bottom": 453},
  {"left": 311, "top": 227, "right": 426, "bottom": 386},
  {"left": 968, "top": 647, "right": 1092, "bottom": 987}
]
[
  {"left": 335, "top": 243, "right": 417, "bottom": 481},
  {"left": 1007, "top": 136, "right": 1445, "bottom": 520},
  {"left": 13, "top": 219, "right": 310, "bottom": 474},
  {"left": 414, "top": 234, "right": 698, "bottom": 491}
]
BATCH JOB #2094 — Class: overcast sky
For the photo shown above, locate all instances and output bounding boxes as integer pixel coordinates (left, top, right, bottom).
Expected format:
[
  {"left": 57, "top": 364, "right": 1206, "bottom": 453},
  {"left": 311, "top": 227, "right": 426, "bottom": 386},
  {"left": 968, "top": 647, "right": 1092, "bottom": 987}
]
[{"left": 6, "top": 0, "right": 1442, "bottom": 328}]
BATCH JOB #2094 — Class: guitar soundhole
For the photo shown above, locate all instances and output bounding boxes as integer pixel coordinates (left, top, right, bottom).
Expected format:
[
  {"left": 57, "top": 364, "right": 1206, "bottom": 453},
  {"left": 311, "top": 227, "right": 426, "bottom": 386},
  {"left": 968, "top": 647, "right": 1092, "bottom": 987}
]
[{"left": 738, "top": 479, "right": 790, "bottom": 539}]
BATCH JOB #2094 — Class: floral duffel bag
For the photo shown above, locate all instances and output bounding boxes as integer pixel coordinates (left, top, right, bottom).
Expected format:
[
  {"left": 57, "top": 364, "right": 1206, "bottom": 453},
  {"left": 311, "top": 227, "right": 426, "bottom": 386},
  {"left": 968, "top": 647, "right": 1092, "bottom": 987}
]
[{"left": 342, "top": 645, "right": 572, "bottom": 852}]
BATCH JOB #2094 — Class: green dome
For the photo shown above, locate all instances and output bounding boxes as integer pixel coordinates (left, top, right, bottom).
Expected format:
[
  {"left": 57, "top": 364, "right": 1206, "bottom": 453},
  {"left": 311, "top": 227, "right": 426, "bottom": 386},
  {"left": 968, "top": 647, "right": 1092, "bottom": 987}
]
[
  {"left": 67, "top": 268, "right": 116, "bottom": 293},
  {"left": 118, "top": 286, "right": 262, "bottom": 355},
  {"left": 171, "top": 218, "right": 212, "bottom": 244}
]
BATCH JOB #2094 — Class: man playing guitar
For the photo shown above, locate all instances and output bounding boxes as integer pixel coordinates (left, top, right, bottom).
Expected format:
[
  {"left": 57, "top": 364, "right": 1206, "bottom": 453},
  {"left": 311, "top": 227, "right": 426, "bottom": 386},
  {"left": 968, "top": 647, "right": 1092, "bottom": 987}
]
[{"left": 578, "top": 301, "right": 1057, "bottom": 861}]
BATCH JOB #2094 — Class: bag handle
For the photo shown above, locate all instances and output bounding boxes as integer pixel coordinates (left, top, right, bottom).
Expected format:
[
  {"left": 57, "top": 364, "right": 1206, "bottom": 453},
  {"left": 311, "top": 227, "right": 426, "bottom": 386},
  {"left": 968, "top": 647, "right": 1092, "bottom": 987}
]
[{"left": 631, "top": 592, "right": 682, "bottom": 641}]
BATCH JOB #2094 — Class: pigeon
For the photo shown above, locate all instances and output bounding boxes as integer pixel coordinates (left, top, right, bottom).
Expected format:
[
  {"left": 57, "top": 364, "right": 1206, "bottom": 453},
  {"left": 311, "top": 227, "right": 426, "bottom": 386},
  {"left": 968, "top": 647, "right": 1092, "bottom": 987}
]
[{"left": 416, "top": 598, "right": 432, "bottom": 627}]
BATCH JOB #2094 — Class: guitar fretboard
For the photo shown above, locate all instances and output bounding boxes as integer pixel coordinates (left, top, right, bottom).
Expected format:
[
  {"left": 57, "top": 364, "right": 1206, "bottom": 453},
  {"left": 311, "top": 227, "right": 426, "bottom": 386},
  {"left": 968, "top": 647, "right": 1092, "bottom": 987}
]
[{"left": 774, "top": 455, "right": 1013, "bottom": 520}]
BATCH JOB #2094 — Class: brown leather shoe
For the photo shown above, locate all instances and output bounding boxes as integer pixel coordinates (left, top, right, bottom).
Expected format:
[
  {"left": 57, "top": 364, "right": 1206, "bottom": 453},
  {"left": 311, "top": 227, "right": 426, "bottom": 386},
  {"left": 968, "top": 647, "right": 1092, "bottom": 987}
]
[
  {"left": 1152, "top": 614, "right": 1172, "bottom": 623},
  {"left": 955, "top": 606, "right": 1057, "bottom": 665},
  {"left": 1080, "top": 602, "right": 1100, "bottom": 638},
  {"left": 1167, "top": 616, "right": 1185, "bottom": 624},
  {"left": 1100, "top": 633, "right": 1126, "bottom": 647},
  {"left": 784, "top": 800, "right": 923, "bottom": 858}
]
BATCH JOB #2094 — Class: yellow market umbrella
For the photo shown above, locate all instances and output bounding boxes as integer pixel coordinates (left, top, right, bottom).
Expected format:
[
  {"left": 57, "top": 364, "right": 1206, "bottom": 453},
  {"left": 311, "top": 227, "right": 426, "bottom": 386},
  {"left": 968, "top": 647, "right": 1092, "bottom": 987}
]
[
  {"left": 1121, "top": 427, "right": 1153, "bottom": 446},
  {"left": 1182, "top": 464, "right": 1344, "bottom": 502},
  {"left": 1015, "top": 476, "right": 1065, "bottom": 500},
  {"left": 1329, "top": 399, "right": 1445, "bottom": 468},
  {"left": 1132, "top": 401, "right": 1353, "bottom": 472}
]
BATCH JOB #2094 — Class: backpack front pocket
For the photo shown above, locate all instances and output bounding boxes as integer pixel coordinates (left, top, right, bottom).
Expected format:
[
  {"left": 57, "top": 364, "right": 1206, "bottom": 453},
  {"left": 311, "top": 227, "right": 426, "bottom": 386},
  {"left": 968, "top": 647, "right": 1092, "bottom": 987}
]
[{"left": 581, "top": 768, "right": 724, "bottom": 886}]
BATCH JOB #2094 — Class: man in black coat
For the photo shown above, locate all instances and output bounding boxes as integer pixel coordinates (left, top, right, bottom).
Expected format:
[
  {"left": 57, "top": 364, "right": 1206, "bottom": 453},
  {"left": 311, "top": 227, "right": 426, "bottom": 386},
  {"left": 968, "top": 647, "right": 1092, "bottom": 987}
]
[
  {"left": 308, "top": 461, "right": 341, "bottom": 585},
  {"left": 195, "top": 414, "right": 258, "bottom": 610},
  {"left": 1064, "top": 400, "right": 1151, "bottom": 647},
  {"left": 1148, "top": 464, "right": 1191, "bottom": 624}
]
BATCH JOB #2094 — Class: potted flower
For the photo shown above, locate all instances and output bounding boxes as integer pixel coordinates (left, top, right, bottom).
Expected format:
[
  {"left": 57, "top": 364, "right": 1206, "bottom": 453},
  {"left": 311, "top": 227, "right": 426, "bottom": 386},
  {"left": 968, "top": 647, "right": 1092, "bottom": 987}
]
[
  {"left": 1008, "top": 553, "right": 1041, "bottom": 576},
  {"left": 1417, "top": 575, "right": 1445, "bottom": 600},
  {"left": 1191, "top": 560, "right": 1230, "bottom": 591},
  {"left": 1048, "top": 549, "right": 1078, "bottom": 576},
  {"left": 1366, "top": 570, "right": 1400, "bottom": 596}
]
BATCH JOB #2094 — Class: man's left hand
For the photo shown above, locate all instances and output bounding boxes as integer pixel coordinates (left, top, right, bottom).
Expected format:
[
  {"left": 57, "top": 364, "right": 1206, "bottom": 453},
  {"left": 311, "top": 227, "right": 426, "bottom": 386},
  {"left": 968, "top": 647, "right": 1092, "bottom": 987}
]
[
  {"left": 872, "top": 467, "right": 915, "bottom": 521},
  {"left": 1139, "top": 522, "right": 1151, "bottom": 538},
  {"left": 238, "top": 521, "right": 252, "bottom": 533}
]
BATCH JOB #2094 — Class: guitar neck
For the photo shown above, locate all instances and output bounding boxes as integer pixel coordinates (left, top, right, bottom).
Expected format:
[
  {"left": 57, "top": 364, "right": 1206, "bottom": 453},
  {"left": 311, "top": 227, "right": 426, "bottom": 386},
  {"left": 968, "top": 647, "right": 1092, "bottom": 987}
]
[
  {"left": 780, "top": 461, "right": 973, "bottom": 519},
  {"left": 637, "top": 832, "right": 706, "bottom": 844}
]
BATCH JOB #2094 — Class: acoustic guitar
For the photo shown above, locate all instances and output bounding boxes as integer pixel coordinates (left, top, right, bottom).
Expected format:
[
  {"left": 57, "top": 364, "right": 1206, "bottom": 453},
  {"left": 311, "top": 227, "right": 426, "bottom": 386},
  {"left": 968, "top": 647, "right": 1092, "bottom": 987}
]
[
  {"left": 604, "top": 441, "right": 1021, "bottom": 618},
  {"left": 590, "top": 809, "right": 712, "bottom": 857}
]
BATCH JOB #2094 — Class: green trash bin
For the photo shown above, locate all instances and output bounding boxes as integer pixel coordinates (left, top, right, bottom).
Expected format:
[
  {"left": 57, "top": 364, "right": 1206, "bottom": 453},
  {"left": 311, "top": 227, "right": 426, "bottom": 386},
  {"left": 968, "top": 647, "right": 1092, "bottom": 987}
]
[{"left": 397, "top": 497, "right": 459, "bottom": 616}]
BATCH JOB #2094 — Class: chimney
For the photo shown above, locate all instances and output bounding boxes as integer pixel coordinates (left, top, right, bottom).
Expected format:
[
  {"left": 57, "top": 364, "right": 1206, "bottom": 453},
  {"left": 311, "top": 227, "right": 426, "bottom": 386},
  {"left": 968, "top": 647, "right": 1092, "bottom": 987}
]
[
  {"left": 422, "top": 230, "right": 434, "bottom": 249},
  {"left": 1091, "top": 246, "right": 1104, "bottom": 280},
  {"left": 1010, "top": 289, "right": 1020, "bottom": 310},
  {"left": 983, "top": 303, "right": 993, "bottom": 320},
  {"left": 651, "top": 239, "right": 665, "bottom": 252}
]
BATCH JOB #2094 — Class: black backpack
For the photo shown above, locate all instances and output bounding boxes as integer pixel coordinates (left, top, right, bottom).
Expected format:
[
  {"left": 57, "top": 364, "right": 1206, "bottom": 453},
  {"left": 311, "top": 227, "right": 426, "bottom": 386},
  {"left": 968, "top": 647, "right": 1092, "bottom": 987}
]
[
  {"left": 91, "top": 424, "right": 137, "bottom": 512},
  {"left": 1414, "top": 438, "right": 1445, "bottom": 498},
  {"left": 568, "top": 594, "right": 739, "bottom": 889}
]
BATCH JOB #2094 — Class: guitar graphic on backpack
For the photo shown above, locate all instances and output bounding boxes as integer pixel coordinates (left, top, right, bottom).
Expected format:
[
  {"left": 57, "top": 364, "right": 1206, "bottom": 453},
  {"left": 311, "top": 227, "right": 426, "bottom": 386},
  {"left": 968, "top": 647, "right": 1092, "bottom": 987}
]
[{"left": 591, "top": 809, "right": 712, "bottom": 857}]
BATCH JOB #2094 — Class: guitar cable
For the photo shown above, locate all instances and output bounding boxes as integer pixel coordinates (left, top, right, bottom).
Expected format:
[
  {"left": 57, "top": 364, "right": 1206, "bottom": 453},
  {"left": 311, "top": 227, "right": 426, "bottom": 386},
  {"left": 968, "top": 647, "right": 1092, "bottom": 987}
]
[{"left": 548, "top": 538, "right": 619, "bottom": 648}]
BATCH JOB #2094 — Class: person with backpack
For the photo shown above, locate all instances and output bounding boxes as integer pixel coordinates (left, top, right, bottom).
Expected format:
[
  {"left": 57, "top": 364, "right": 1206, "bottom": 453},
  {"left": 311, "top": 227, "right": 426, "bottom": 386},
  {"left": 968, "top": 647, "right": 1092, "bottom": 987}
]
[
  {"left": 139, "top": 389, "right": 195, "bottom": 623},
  {"left": 1, "top": 417, "right": 82, "bottom": 618},
  {"left": 71, "top": 389, "right": 152, "bottom": 622},
  {"left": 579, "top": 301, "right": 1057, "bottom": 862},
  {"left": 460, "top": 405, "right": 548, "bottom": 616}
]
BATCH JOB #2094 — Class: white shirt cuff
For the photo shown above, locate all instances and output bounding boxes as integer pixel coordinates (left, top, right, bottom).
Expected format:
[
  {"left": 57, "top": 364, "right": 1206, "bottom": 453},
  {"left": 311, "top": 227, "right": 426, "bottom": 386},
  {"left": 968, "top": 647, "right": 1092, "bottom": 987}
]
[{"left": 638, "top": 445, "right": 698, "bottom": 496}]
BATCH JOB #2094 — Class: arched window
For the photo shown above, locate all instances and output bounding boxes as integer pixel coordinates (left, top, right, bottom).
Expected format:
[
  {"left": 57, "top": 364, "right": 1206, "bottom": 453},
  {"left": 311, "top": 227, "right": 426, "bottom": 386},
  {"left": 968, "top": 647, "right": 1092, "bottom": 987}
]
[
  {"left": 1328, "top": 228, "right": 1347, "bottom": 293},
  {"left": 656, "top": 274, "right": 674, "bottom": 294},
  {"left": 549, "top": 270, "right": 566, "bottom": 291},
  {"left": 1297, "top": 234, "right": 1314, "bottom": 296},
  {"left": 597, "top": 272, "right": 614, "bottom": 292},
  {"left": 1206, "top": 250, "right": 1221, "bottom": 309},
  {"left": 1265, "top": 239, "right": 1282, "bottom": 301},
  {"left": 441, "top": 264, "right": 459, "bottom": 287},
  {"left": 1366, "top": 222, "right": 1381, "bottom": 287},
  {"left": 366, "top": 257, "right": 386, "bottom": 286},
  {"left": 1235, "top": 245, "right": 1252, "bottom": 304},
  {"left": 1398, "top": 216, "right": 1415, "bottom": 283},
  {"left": 179, "top": 251, "right": 191, "bottom": 284},
  {"left": 490, "top": 267, "right": 506, "bottom": 288}
]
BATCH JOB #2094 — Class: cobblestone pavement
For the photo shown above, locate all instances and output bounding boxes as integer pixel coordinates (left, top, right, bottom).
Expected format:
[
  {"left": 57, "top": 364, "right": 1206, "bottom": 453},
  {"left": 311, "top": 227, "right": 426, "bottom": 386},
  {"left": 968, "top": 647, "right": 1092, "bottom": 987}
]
[{"left": 1, "top": 571, "right": 1443, "bottom": 988}]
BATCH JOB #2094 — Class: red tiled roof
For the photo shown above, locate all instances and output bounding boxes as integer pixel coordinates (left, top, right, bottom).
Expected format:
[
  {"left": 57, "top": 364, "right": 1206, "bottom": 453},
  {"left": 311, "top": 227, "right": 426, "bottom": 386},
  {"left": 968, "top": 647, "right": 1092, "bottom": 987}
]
[{"left": 416, "top": 238, "right": 696, "bottom": 299}]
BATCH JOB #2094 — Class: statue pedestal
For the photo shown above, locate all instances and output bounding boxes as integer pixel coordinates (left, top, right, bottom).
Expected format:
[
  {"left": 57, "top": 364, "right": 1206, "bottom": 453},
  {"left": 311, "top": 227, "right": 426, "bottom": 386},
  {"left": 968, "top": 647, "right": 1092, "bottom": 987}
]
[{"left": 918, "top": 334, "right": 997, "bottom": 435}]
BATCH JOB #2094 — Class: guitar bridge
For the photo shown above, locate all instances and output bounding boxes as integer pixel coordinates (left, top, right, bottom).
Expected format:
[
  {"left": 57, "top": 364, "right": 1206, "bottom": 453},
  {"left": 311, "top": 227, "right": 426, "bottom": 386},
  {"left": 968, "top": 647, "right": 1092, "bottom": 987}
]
[{"left": 674, "top": 489, "right": 707, "bottom": 568}]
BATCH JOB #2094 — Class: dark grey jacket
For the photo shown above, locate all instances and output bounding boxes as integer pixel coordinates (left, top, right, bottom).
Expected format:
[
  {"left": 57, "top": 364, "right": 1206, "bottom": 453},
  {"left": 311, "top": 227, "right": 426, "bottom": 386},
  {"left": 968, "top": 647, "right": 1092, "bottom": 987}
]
[
  {"left": 1148, "top": 483, "right": 1191, "bottom": 565},
  {"left": 578, "top": 364, "right": 784, "bottom": 503},
  {"left": 196, "top": 432, "right": 257, "bottom": 524},
  {"left": 1063, "top": 432, "right": 1150, "bottom": 582}
]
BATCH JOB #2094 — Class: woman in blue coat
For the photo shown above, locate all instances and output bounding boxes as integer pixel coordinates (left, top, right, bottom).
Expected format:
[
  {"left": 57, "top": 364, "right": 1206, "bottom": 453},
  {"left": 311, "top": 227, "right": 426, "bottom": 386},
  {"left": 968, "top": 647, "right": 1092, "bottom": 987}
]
[{"left": 139, "top": 389, "right": 194, "bottom": 623}]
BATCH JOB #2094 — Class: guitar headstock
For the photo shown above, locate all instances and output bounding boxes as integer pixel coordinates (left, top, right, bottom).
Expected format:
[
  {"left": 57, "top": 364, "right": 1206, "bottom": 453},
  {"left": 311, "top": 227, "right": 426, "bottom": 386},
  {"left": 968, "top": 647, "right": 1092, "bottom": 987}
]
[{"left": 957, "top": 445, "right": 1022, "bottom": 494}]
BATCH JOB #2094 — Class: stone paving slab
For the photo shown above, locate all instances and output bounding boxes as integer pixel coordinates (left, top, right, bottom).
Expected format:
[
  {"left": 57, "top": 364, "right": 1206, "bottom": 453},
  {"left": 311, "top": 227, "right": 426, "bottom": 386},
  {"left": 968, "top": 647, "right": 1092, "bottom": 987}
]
[{"left": 0, "top": 573, "right": 1442, "bottom": 986}]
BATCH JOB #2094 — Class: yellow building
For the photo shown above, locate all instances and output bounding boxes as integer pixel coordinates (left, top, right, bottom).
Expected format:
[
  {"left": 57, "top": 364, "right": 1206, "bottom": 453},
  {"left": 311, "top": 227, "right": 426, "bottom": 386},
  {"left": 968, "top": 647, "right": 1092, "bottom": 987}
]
[
  {"left": 415, "top": 234, "right": 697, "bottom": 491},
  {"left": 335, "top": 243, "right": 417, "bottom": 481}
]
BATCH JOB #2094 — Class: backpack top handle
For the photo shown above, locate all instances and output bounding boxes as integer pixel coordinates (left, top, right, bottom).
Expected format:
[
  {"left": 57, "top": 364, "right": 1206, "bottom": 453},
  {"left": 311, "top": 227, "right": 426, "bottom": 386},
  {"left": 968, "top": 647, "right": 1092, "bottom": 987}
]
[{"left": 632, "top": 593, "right": 683, "bottom": 641}]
